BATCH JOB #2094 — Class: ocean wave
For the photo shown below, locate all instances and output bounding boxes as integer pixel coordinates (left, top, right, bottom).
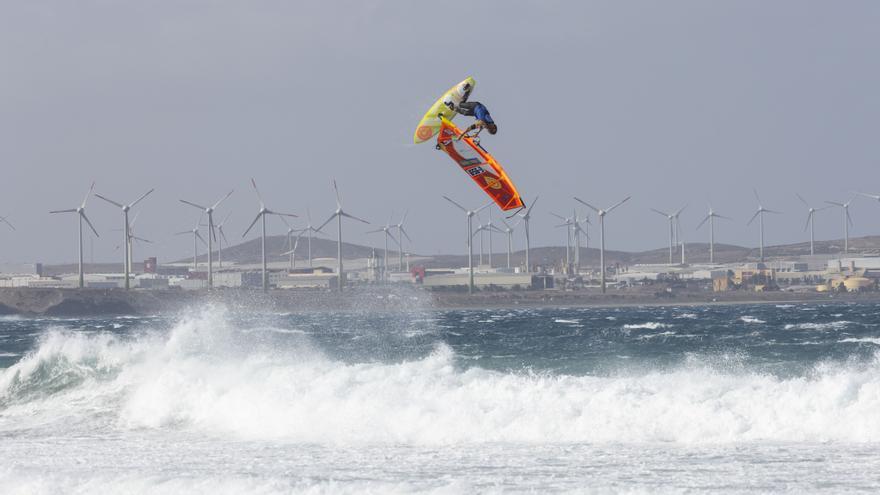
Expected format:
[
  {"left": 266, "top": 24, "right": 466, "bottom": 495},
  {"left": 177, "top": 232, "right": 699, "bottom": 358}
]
[
  {"left": 840, "top": 337, "right": 880, "bottom": 345},
  {"left": 739, "top": 316, "right": 765, "bottom": 324},
  {"left": 4, "top": 308, "right": 880, "bottom": 446},
  {"left": 784, "top": 321, "right": 852, "bottom": 331},
  {"left": 622, "top": 322, "right": 669, "bottom": 330}
]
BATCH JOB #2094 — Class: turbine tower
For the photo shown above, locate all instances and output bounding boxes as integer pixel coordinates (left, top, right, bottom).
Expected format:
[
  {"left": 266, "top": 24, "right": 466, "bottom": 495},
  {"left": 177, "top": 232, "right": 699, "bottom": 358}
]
[
  {"left": 50, "top": 182, "right": 100, "bottom": 288},
  {"left": 695, "top": 204, "right": 730, "bottom": 263},
  {"left": 747, "top": 189, "right": 781, "bottom": 262},
  {"left": 517, "top": 196, "right": 539, "bottom": 272},
  {"left": 574, "top": 195, "right": 630, "bottom": 293},
  {"left": 180, "top": 190, "right": 233, "bottom": 289},
  {"left": 444, "top": 196, "right": 492, "bottom": 293},
  {"left": 242, "top": 179, "right": 297, "bottom": 291},
  {"left": 795, "top": 194, "right": 828, "bottom": 256},
  {"left": 825, "top": 198, "right": 854, "bottom": 254},
  {"left": 175, "top": 215, "right": 207, "bottom": 272},
  {"left": 316, "top": 180, "right": 368, "bottom": 292}
]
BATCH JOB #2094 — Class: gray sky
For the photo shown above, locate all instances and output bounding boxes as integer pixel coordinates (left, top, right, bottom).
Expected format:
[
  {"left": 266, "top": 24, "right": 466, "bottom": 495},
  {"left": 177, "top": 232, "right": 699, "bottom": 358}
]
[{"left": 1, "top": 1, "right": 879, "bottom": 264}]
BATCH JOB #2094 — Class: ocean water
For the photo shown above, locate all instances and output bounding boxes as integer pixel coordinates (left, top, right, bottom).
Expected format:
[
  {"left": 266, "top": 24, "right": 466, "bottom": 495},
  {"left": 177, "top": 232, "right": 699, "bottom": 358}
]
[{"left": 2, "top": 302, "right": 880, "bottom": 493}]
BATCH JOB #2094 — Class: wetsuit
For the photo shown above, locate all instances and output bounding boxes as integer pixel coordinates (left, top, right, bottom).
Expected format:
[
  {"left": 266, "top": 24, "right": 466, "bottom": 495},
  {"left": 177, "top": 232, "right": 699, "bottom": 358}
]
[{"left": 456, "top": 101, "right": 494, "bottom": 125}]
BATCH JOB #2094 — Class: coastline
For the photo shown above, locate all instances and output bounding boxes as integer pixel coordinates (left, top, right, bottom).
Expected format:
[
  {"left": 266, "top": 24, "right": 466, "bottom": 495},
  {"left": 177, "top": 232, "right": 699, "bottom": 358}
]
[{"left": 1, "top": 286, "right": 877, "bottom": 316}]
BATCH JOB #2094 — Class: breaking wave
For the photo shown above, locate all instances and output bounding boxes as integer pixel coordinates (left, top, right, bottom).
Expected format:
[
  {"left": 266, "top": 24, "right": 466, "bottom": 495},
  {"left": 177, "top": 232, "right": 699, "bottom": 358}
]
[{"left": 3, "top": 307, "right": 880, "bottom": 445}]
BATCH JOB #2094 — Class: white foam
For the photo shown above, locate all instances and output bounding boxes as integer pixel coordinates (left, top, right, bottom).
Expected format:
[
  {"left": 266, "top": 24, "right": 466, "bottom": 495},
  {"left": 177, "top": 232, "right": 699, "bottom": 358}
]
[
  {"left": 840, "top": 337, "right": 880, "bottom": 345},
  {"left": 4, "top": 307, "right": 880, "bottom": 447},
  {"left": 622, "top": 322, "right": 669, "bottom": 330},
  {"left": 740, "top": 316, "right": 766, "bottom": 324},
  {"left": 785, "top": 321, "right": 852, "bottom": 331}
]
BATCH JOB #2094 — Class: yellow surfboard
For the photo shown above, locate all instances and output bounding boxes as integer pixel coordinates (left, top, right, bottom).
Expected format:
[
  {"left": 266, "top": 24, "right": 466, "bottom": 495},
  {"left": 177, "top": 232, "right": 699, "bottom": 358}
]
[{"left": 413, "top": 77, "right": 476, "bottom": 144}]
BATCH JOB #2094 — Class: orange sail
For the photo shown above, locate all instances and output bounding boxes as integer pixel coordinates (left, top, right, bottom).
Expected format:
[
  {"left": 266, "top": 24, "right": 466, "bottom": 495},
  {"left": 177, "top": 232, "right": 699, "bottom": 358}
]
[{"left": 436, "top": 117, "right": 524, "bottom": 211}]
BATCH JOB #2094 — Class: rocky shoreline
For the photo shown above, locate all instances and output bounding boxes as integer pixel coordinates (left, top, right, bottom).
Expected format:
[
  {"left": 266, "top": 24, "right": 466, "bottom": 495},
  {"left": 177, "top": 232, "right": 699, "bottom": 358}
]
[{"left": 1, "top": 286, "right": 878, "bottom": 316}]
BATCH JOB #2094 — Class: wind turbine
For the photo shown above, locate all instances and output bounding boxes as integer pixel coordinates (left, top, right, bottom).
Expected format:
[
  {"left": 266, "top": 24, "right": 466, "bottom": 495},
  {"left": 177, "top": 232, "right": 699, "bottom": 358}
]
[
  {"left": 825, "top": 198, "right": 855, "bottom": 254},
  {"left": 242, "top": 179, "right": 297, "bottom": 291},
  {"left": 573, "top": 210, "right": 590, "bottom": 272},
  {"left": 393, "top": 211, "right": 412, "bottom": 271},
  {"left": 180, "top": 190, "right": 233, "bottom": 289},
  {"left": 175, "top": 216, "right": 207, "bottom": 272},
  {"left": 498, "top": 218, "right": 518, "bottom": 269},
  {"left": 94, "top": 188, "right": 153, "bottom": 290},
  {"left": 279, "top": 217, "right": 306, "bottom": 270},
  {"left": 50, "top": 182, "right": 100, "bottom": 288},
  {"left": 574, "top": 195, "right": 630, "bottom": 293},
  {"left": 650, "top": 205, "right": 686, "bottom": 265},
  {"left": 366, "top": 215, "right": 399, "bottom": 281},
  {"left": 292, "top": 209, "right": 326, "bottom": 269},
  {"left": 215, "top": 211, "right": 232, "bottom": 268},
  {"left": 795, "top": 194, "right": 828, "bottom": 256},
  {"left": 114, "top": 210, "right": 153, "bottom": 277},
  {"left": 444, "top": 196, "right": 492, "bottom": 293},
  {"left": 316, "top": 180, "right": 368, "bottom": 292},
  {"left": 696, "top": 204, "right": 731, "bottom": 264},
  {"left": 517, "top": 196, "right": 539, "bottom": 272},
  {"left": 550, "top": 211, "right": 573, "bottom": 272},
  {"left": 747, "top": 189, "right": 781, "bottom": 262}
]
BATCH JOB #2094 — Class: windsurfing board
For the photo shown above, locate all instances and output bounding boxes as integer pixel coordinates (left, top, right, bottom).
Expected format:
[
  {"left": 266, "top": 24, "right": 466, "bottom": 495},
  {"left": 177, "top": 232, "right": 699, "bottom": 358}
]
[{"left": 413, "top": 77, "right": 475, "bottom": 144}]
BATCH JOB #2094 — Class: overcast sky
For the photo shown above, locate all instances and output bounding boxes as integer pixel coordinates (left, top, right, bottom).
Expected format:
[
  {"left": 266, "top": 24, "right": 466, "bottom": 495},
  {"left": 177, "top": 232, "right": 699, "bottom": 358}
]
[{"left": 1, "top": 1, "right": 879, "bottom": 264}]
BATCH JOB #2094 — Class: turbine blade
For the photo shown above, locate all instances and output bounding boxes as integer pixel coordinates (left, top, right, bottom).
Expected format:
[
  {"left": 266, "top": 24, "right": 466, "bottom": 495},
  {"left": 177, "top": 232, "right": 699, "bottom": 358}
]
[
  {"left": 650, "top": 208, "right": 670, "bottom": 217},
  {"left": 695, "top": 215, "right": 710, "bottom": 230},
  {"left": 399, "top": 209, "right": 409, "bottom": 226},
  {"left": 606, "top": 196, "right": 631, "bottom": 213},
  {"left": 847, "top": 210, "right": 854, "bottom": 227},
  {"left": 219, "top": 228, "right": 229, "bottom": 244},
  {"left": 94, "top": 193, "right": 124, "bottom": 208},
  {"left": 250, "top": 178, "right": 265, "bottom": 208},
  {"left": 179, "top": 199, "right": 207, "bottom": 211},
  {"left": 331, "top": 179, "right": 343, "bottom": 209},
  {"left": 764, "top": 209, "right": 783, "bottom": 215},
  {"left": 315, "top": 214, "right": 337, "bottom": 232},
  {"left": 129, "top": 188, "right": 155, "bottom": 208},
  {"left": 716, "top": 214, "right": 733, "bottom": 220},
  {"left": 174, "top": 230, "right": 191, "bottom": 236},
  {"left": 242, "top": 212, "right": 262, "bottom": 238},
  {"left": 753, "top": 188, "right": 762, "bottom": 205},
  {"left": 674, "top": 204, "right": 687, "bottom": 216},
  {"left": 475, "top": 201, "right": 494, "bottom": 214},
  {"left": 825, "top": 201, "right": 844, "bottom": 207},
  {"left": 856, "top": 191, "right": 880, "bottom": 201},
  {"left": 0, "top": 216, "right": 14, "bottom": 230},
  {"left": 573, "top": 197, "right": 600, "bottom": 213},
  {"left": 195, "top": 231, "right": 208, "bottom": 247},
  {"left": 803, "top": 212, "right": 812, "bottom": 232},
  {"left": 50, "top": 209, "right": 78, "bottom": 214},
  {"left": 218, "top": 210, "right": 233, "bottom": 227},
  {"left": 443, "top": 196, "right": 468, "bottom": 213},
  {"left": 746, "top": 210, "right": 761, "bottom": 225},
  {"left": 365, "top": 228, "right": 385, "bottom": 234},
  {"left": 81, "top": 182, "right": 95, "bottom": 209},
  {"left": 341, "top": 211, "right": 369, "bottom": 224},
  {"left": 80, "top": 211, "right": 99, "bottom": 237},
  {"left": 211, "top": 190, "right": 234, "bottom": 210},
  {"left": 399, "top": 226, "right": 413, "bottom": 242},
  {"left": 132, "top": 236, "right": 153, "bottom": 243},
  {"left": 795, "top": 193, "right": 809, "bottom": 208},
  {"left": 549, "top": 212, "right": 567, "bottom": 221}
]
